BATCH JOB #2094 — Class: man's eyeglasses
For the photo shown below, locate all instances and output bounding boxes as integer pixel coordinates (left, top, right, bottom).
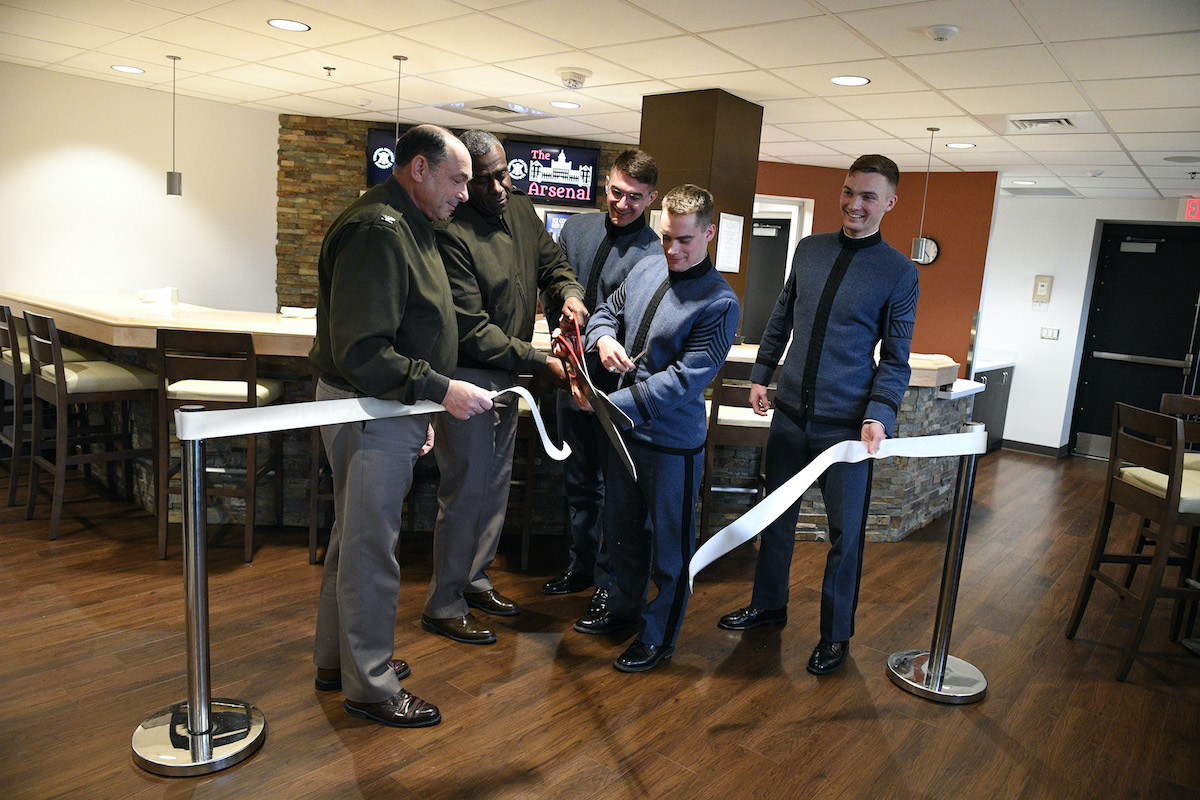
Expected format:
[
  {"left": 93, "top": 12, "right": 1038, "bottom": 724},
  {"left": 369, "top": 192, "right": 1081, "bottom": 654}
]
[{"left": 607, "top": 185, "right": 645, "bottom": 203}]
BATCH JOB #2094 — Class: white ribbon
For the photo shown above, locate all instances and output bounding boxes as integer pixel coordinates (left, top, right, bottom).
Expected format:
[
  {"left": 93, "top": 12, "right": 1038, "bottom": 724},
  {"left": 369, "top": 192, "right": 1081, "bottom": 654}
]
[
  {"left": 173, "top": 385, "right": 571, "bottom": 461},
  {"left": 688, "top": 429, "right": 987, "bottom": 588}
]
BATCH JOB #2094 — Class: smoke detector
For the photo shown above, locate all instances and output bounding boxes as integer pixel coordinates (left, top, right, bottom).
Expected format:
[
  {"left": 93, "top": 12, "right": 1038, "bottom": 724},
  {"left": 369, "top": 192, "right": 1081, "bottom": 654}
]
[
  {"left": 925, "top": 24, "right": 959, "bottom": 42},
  {"left": 556, "top": 67, "right": 592, "bottom": 90}
]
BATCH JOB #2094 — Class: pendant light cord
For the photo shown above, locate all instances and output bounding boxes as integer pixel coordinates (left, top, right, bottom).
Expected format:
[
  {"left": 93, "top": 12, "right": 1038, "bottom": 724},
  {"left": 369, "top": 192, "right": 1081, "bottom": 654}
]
[
  {"left": 918, "top": 126, "right": 938, "bottom": 239},
  {"left": 169, "top": 55, "right": 180, "bottom": 172},
  {"left": 393, "top": 56, "right": 407, "bottom": 143}
]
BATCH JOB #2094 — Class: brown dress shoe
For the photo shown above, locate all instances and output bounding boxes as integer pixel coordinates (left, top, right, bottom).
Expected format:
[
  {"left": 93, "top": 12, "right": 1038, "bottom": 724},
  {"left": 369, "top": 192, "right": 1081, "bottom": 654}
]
[
  {"left": 421, "top": 612, "right": 497, "bottom": 644},
  {"left": 315, "top": 658, "right": 411, "bottom": 692},
  {"left": 463, "top": 588, "right": 521, "bottom": 616},
  {"left": 344, "top": 689, "right": 441, "bottom": 728}
]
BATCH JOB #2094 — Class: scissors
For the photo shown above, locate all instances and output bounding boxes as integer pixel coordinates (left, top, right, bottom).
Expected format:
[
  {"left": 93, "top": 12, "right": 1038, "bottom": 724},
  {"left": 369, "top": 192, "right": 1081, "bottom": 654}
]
[{"left": 554, "top": 315, "right": 637, "bottom": 481}]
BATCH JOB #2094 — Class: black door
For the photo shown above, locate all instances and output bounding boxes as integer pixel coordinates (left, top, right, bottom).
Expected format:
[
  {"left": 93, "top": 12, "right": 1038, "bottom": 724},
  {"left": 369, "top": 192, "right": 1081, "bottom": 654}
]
[
  {"left": 741, "top": 218, "right": 791, "bottom": 344},
  {"left": 1072, "top": 222, "right": 1200, "bottom": 457}
]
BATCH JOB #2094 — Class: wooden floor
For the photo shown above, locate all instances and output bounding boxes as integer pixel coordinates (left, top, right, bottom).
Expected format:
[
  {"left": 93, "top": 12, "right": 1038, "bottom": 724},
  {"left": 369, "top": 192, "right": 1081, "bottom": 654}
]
[{"left": 1, "top": 450, "right": 1198, "bottom": 800}]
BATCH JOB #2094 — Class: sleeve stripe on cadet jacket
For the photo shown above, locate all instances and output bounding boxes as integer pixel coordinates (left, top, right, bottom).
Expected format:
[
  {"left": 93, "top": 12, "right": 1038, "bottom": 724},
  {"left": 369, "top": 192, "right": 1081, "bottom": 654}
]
[
  {"left": 888, "top": 280, "right": 919, "bottom": 339},
  {"left": 680, "top": 305, "right": 734, "bottom": 365}
]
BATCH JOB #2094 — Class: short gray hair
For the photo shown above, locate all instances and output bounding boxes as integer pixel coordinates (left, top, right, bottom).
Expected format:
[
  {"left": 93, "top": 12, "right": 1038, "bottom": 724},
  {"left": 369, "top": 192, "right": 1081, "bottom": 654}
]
[{"left": 459, "top": 129, "right": 502, "bottom": 159}]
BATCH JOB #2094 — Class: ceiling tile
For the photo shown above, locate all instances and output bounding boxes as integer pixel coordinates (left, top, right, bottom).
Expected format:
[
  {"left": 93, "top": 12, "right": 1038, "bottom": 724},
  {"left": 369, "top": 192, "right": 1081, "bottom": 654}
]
[
  {"left": 403, "top": 13, "right": 564, "bottom": 64},
  {"left": 417, "top": 65, "right": 559, "bottom": 98},
  {"left": 1117, "top": 132, "right": 1200, "bottom": 152},
  {"left": 491, "top": 0, "right": 681, "bottom": 48},
  {"left": 1081, "top": 76, "right": 1200, "bottom": 111},
  {"left": 505, "top": 89, "right": 627, "bottom": 116},
  {"left": 259, "top": 49, "right": 396, "bottom": 85},
  {"left": 1104, "top": 108, "right": 1200, "bottom": 135},
  {"left": 1052, "top": 164, "right": 1143, "bottom": 179},
  {"left": 0, "top": 33, "right": 83, "bottom": 66},
  {"left": 143, "top": 16, "right": 304, "bottom": 61},
  {"left": 1025, "top": 150, "right": 1134, "bottom": 166},
  {"left": 943, "top": 83, "right": 1088, "bottom": 116},
  {"left": 303, "top": 85, "right": 399, "bottom": 112},
  {"left": 590, "top": 36, "right": 750, "bottom": 79},
  {"left": 1061, "top": 176, "right": 1152, "bottom": 189},
  {"left": 759, "top": 140, "right": 843, "bottom": 158},
  {"left": 830, "top": 92, "right": 966, "bottom": 120},
  {"left": 0, "top": 6, "right": 127, "bottom": 50},
  {"left": 874, "top": 116, "right": 994, "bottom": 139},
  {"left": 505, "top": 116, "right": 609, "bottom": 138},
  {"left": 760, "top": 97, "right": 855, "bottom": 125},
  {"left": 356, "top": 75, "right": 488, "bottom": 107},
  {"left": 8, "top": 0, "right": 182, "bottom": 32},
  {"left": 667, "top": 70, "right": 805, "bottom": 103},
  {"left": 899, "top": 45, "right": 1068, "bottom": 89},
  {"left": 822, "top": 137, "right": 926, "bottom": 157},
  {"left": 577, "top": 79, "right": 679, "bottom": 109},
  {"left": 772, "top": 59, "right": 928, "bottom": 96},
  {"left": 397, "top": 105, "right": 489, "bottom": 127},
  {"left": 1074, "top": 187, "right": 1162, "bottom": 199},
  {"left": 701, "top": 16, "right": 882, "bottom": 70},
  {"left": 494, "top": 51, "right": 649, "bottom": 87},
  {"left": 627, "top": 0, "right": 821, "bottom": 31},
  {"left": 289, "top": 0, "right": 470, "bottom": 30},
  {"left": 1019, "top": 0, "right": 1200, "bottom": 41},
  {"left": 211, "top": 62, "right": 337, "bottom": 94},
  {"left": 939, "top": 151, "right": 1039, "bottom": 166},
  {"left": 94, "top": 35, "right": 243, "bottom": 73},
  {"left": 776, "top": 119, "right": 890, "bottom": 140},
  {"left": 567, "top": 110, "right": 642, "bottom": 133},
  {"left": 1142, "top": 165, "right": 1200, "bottom": 179},
  {"left": 1003, "top": 132, "right": 1121, "bottom": 151},
  {"left": 1054, "top": 32, "right": 1200, "bottom": 81},
  {"left": 197, "top": 0, "right": 383, "bottom": 46},
  {"left": 323, "top": 34, "right": 481, "bottom": 76},
  {"left": 841, "top": 0, "right": 1040, "bottom": 57},
  {"left": 176, "top": 72, "right": 283, "bottom": 102},
  {"left": 253, "top": 93, "right": 360, "bottom": 117}
]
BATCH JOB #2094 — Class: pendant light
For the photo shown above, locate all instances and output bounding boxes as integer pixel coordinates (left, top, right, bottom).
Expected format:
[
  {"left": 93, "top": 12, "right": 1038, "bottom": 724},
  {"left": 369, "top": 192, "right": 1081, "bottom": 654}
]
[
  {"left": 911, "top": 126, "right": 939, "bottom": 265},
  {"left": 166, "top": 55, "right": 182, "bottom": 196}
]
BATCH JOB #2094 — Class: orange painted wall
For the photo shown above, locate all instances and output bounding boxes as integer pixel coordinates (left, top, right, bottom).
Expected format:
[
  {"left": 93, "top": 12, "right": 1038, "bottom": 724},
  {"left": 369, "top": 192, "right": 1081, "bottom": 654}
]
[{"left": 756, "top": 161, "right": 997, "bottom": 376}]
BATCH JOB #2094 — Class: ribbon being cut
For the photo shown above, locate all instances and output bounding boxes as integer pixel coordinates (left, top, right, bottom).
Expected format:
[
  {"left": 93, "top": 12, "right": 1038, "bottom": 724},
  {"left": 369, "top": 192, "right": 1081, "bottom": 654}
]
[{"left": 688, "top": 428, "right": 988, "bottom": 589}]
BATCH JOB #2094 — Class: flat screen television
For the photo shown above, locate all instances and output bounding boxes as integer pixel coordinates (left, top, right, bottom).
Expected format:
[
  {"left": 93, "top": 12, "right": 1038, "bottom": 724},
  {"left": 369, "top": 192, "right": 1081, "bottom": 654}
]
[
  {"left": 366, "top": 128, "right": 397, "bottom": 186},
  {"left": 503, "top": 141, "right": 599, "bottom": 208}
]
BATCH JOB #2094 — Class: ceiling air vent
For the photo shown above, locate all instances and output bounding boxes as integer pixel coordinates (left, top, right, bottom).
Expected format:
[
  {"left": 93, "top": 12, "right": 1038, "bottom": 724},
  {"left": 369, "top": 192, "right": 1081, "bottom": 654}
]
[
  {"left": 1008, "top": 117, "right": 1075, "bottom": 132},
  {"left": 432, "top": 99, "right": 551, "bottom": 123},
  {"left": 980, "top": 111, "right": 1104, "bottom": 136}
]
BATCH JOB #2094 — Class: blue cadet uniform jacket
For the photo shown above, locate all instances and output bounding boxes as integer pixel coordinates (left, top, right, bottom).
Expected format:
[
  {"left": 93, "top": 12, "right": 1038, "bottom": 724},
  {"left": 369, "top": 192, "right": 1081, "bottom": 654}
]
[
  {"left": 751, "top": 230, "right": 918, "bottom": 436},
  {"left": 585, "top": 254, "right": 740, "bottom": 451}
]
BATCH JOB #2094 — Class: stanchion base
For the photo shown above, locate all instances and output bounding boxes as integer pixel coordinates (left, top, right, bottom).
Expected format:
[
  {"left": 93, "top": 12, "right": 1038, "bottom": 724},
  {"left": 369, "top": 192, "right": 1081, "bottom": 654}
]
[
  {"left": 132, "top": 698, "right": 266, "bottom": 776},
  {"left": 887, "top": 650, "right": 987, "bottom": 705}
]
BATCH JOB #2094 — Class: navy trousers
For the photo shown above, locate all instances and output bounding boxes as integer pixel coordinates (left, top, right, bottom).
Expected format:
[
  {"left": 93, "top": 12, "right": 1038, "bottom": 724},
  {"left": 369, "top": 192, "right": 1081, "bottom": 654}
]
[
  {"left": 750, "top": 412, "right": 873, "bottom": 642},
  {"left": 556, "top": 392, "right": 611, "bottom": 589},
  {"left": 605, "top": 438, "right": 703, "bottom": 649}
]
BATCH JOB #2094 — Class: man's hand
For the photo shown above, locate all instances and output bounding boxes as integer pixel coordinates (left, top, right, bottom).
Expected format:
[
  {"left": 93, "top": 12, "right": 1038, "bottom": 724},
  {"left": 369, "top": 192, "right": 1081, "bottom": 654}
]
[
  {"left": 597, "top": 335, "right": 635, "bottom": 374},
  {"left": 562, "top": 297, "right": 589, "bottom": 328},
  {"left": 419, "top": 424, "right": 435, "bottom": 456},
  {"left": 861, "top": 421, "right": 885, "bottom": 454},
  {"left": 748, "top": 383, "right": 770, "bottom": 417},
  {"left": 441, "top": 380, "right": 494, "bottom": 421},
  {"left": 542, "top": 354, "right": 573, "bottom": 391},
  {"left": 570, "top": 374, "right": 593, "bottom": 412}
]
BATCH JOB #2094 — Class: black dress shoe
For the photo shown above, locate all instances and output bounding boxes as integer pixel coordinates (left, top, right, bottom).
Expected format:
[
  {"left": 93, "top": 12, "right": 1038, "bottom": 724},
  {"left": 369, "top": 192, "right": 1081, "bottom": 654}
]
[
  {"left": 344, "top": 689, "right": 441, "bottom": 728},
  {"left": 717, "top": 605, "right": 787, "bottom": 631},
  {"left": 463, "top": 589, "right": 521, "bottom": 616},
  {"left": 588, "top": 586, "right": 609, "bottom": 615},
  {"left": 421, "top": 613, "right": 497, "bottom": 645},
  {"left": 573, "top": 610, "right": 636, "bottom": 635},
  {"left": 543, "top": 569, "right": 594, "bottom": 595},
  {"left": 315, "top": 658, "right": 411, "bottom": 691},
  {"left": 615, "top": 641, "right": 674, "bottom": 673},
  {"left": 806, "top": 638, "right": 848, "bottom": 675}
]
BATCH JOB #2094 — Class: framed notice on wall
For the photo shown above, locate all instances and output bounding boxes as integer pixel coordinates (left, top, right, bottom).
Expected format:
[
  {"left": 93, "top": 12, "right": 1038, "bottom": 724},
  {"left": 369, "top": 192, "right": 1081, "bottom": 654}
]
[{"left": 503, "top": 141, "right": 599, "bottom": 207}]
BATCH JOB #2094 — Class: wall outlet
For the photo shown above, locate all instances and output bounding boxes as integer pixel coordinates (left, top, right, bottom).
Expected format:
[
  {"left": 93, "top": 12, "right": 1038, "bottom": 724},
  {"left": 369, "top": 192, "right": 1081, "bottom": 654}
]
[{"left": 1040, "top": 327, "right": 1060, "bottom": 340}]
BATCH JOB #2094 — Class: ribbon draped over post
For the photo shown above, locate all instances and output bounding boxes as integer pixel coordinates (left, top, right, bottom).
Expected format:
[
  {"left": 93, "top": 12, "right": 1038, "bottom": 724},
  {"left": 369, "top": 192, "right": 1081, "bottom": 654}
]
[
  {"left": 688, "top": 429, "right": 988, "bottom": 589},
  {"left": 173, "top": 385, "right": 571, "bottom": 462}
]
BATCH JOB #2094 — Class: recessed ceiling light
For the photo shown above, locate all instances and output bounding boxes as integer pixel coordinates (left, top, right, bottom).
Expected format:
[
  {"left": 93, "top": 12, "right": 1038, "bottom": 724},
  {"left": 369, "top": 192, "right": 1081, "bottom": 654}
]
[
  {"left": 268, "top": 18, "right": 310, "bottom": 32},
  {"left": 945, "top": 142, "right": 976, "bottom": 149},
  {"left": 1012, "top": 180, "right": 1037, "bottom": 186},
  {"left": 111, "top": 64, "right": 144, "bottom": 74},
  {"left": 830, "top": 75, "right": 869, "bottom": 87},
  {"left": 550, "top": 100, "right": 580, "bottom": 109}
]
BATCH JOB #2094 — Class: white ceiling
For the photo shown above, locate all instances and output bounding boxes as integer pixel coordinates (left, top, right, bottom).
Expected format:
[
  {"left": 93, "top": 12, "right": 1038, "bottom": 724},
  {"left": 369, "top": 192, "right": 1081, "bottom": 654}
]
[{"left": 3, "top": 0, "right": 1199, "bottom": 199}]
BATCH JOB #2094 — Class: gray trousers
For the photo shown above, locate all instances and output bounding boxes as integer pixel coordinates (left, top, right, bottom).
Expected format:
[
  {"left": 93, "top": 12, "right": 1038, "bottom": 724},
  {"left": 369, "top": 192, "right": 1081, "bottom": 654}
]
[
  {"left": 424, "top": 366, "right": 518, "bottom": 618},
  {"left": 313, "top": 378, "right": 430, "bottom": 703}
]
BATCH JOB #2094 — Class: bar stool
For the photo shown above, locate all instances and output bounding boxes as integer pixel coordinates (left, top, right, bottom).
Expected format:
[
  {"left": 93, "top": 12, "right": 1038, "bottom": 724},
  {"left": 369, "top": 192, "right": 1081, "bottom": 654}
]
[
  {"left": 157, "top": 329, "right": 284, "bottom": 562},
  {"left": 1065, "top": 402, "right": 1200, "bottom": 679},
  {"left": 698, "top": 360, "right": 776, "bottom": 540},
  {"left": 1, "top": 306, "right": 100, "bottom": 506},
  {"left": 23, "top": 312, "right": 157, "bottom": 540}
]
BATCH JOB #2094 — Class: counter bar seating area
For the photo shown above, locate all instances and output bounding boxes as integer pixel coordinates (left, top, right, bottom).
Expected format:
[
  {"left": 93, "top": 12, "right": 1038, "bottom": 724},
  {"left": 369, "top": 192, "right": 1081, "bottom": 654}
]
[
  {"left": 157, "top": 329, "right": 284, "bottom": 562},
  {"left": 23, "top": 311, "right": 157, "bottom": 540}
]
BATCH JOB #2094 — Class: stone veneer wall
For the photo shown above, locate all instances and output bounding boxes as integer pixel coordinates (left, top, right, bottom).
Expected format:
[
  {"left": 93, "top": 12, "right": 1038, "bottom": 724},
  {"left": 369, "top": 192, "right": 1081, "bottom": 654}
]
[{"left": 702, "top": 387, "right": 974, "bottom": 543}]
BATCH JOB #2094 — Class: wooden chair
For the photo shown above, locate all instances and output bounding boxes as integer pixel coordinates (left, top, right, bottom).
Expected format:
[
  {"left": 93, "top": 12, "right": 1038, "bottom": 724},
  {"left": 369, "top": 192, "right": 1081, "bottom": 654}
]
[
  {"left": 23, "top": 312, "right": 157, "bottom": 540},
  {"left": 157, "top": 330, "right": 284, "bottom": 562},
  {"left": 1065, "top": 401, "right": 1200, "bottom": 680},
  {"left": 698, "top": 360, "right": 776, "bottom": 540},
  {"left": 2, "top": 306, "right": 99, "bottom": 507}
]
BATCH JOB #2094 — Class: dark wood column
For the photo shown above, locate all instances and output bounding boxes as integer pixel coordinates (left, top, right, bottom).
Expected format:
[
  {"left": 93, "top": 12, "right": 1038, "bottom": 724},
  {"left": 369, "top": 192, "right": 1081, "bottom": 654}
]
[{"left": 639, "top": 89, "right": 763, "bottom": 308}]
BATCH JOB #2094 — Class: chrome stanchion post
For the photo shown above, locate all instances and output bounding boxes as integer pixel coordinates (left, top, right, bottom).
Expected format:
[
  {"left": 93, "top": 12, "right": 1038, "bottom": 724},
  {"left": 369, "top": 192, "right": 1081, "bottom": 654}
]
[
  {"left": 887, "top": 421, "right": 988, "bottom": 704},
  {"left": 133, "top": 406, "right": 266, "bottom": 776}
]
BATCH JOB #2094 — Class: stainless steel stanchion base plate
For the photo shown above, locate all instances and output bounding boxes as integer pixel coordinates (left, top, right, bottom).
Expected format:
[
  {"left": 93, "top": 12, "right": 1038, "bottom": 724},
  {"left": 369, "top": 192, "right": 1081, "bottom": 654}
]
[
  {"left": 887, "top": 650, "right": 987, "bottom": 705},
  {"left": 132, "top": 698, "right": 266, "bottom": 776}
]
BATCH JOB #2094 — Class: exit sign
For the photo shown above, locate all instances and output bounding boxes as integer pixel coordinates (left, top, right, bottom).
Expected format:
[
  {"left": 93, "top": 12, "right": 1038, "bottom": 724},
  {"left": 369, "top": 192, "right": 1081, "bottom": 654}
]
[{"left": 1181, "top": 197, "right": 1200, "bottom": 222}]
